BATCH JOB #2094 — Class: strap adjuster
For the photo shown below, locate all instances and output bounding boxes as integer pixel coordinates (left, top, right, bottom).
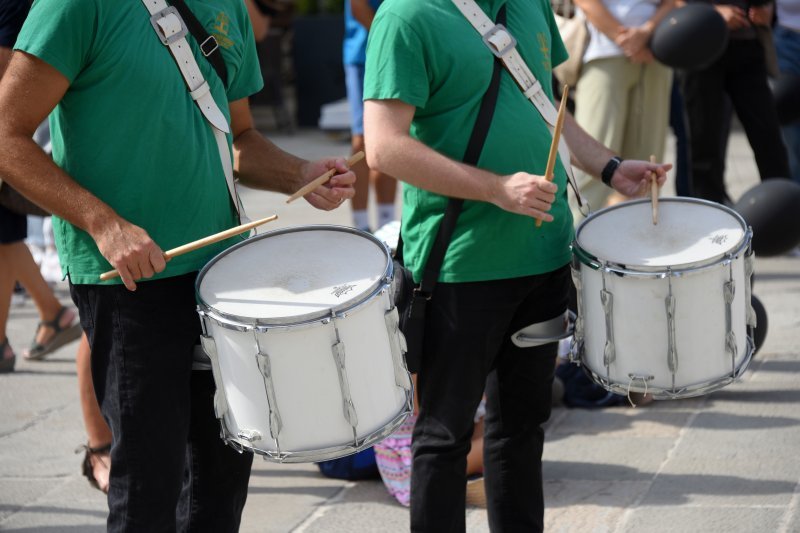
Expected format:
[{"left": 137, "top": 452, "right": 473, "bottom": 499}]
[
  {"left": 200, "top": 35, "right": 219, "bottom": 57},
  {"left": 150, "top": 6, "right": 188, "bottom": 46},
  {"left": 482, "top": 24, "right": 516, "bottom": 58}
]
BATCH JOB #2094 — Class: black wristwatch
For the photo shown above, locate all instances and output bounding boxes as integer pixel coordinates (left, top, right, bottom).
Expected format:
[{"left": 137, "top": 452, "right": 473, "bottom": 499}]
[{"left": 601, "top": 156, "right": 623, "bottom": 187}]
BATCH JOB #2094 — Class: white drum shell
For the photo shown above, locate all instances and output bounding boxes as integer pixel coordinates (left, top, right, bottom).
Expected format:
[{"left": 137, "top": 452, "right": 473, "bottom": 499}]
[
  {"left": 572, "top": 199, "right": 754, "bottom": 398},
  {"left": 576, "top": 257, "right": 749, "bottom": 393},
  {"left": 201, "top": 290, "right": 408, "bottom": 458},
  {"left": 196, "top": 226, "right": 412, "bottom": 462}
]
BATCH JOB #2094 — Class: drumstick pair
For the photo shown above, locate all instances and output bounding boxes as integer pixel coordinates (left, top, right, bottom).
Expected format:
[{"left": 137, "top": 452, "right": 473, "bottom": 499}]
[
  {"left": 99, "top": 153, "right": 364, "bottom": 281},
  {"left": 99, "top": 215, "right": 279, "bottom": 281},
  {"left": 285, "top": 151, "right": 365, "bottom": 204}
]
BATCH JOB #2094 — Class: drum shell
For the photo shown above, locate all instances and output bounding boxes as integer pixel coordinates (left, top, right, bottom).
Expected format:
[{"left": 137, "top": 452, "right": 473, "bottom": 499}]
[
  {"left": 200, "top": 288, "right": 410, "bottom": 461},
  {"left": 195, "top": 225, "right": 412, "bottom": 462},
  {"left": 571, "top": 198, "right": 754, "bottom": 398}
]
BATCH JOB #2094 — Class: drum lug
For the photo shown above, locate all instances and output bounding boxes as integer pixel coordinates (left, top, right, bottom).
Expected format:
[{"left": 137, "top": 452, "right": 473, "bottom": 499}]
[
  {"left": 385, "top": 307, "right": 412, "bottom": 390},
  {"left": 200, "top": 333, "right": 217, "bottom": 358},
  {"left": 665, "top": 286, "right": 678, "bottom": 375},
  {"left": 255, "top": 348, "right": 284, "bottom": 441},
  {"left": 200, "top": 333, "right": 238, "bottom": 451},
  {"left": 600, "top": 288, "right": 616, "bottom": 368},
  {"left": 724, "top": 279, "right": 738, "bottom": 375},
  {"left": 569, "top": 266, "right": 585, "bottom": 364},
  {"left": 200, "top": 334, "right": 227, "bottom": 419},
  {"left": 332, "top": 340, "right": 359, "bottom": 431},
  {"left": 237, "top": 429, "right": 262, "bottom": 442},
  {"left": 744, "top": 251, "right": 756, "bottom": 328}
]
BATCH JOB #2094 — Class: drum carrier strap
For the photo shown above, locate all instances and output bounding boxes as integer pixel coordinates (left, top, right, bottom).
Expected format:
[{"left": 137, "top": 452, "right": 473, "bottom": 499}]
[
  {"left": 397, "top": 4, "right": 506, "bottom": 331},
  {"left": 451, "top": 0, "right": 588, "bottom": 214},
  {"left": 140, "top": 0, "right": 248, "bottom": 222}
]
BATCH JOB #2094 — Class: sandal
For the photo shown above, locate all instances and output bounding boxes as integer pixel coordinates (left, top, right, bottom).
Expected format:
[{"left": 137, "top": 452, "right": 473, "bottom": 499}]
[
  {"left": 466, "top": 475, "right": 487, "bottom": 508},
  {"left": 0, "top": 338, "right": 15, "bottom": 374},
  {"left": 24, "top": 306, "right": 81, "bottom": 361},
  {"left": 76, "top": 442, "right": 111, "bottom": 494}
]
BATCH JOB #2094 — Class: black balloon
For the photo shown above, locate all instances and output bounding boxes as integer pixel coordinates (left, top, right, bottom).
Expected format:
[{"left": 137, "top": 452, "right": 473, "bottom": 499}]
[
  {"left": 772, "top": 74, "right": 800, "bottom": 126},
  {"left": 750, "top": 294, "right": 768, "bottom": 355},
  {"left": 734, "top": 178, "right": 800, "bottom": 257},
  {"left": 649, "top": 4, "right": 728, "bottom": 70}
]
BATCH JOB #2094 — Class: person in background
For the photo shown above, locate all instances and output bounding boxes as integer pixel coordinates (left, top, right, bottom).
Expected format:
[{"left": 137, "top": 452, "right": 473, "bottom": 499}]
[
  {"left": 682, "top": 0, "right": 789, "bottom": 204},
  {"left": 774, "top": 0, "right": 800, "bottom": 183},
  {"left": 0, "top": 0, "right": 81, "bottom": 374},
  {"left": 75, "top": 333, "right": 112, "bottom": 493},
  {"left": 363, "top": 1, "right": 669, "bottom": 530},
  {"left": 0, "top": 1, "right": 355, "bottom": 531},
  {"left": 245, "top": 0, "right": 282, "bottom": 42},
  {"left": 572, "top": 0, "right": 674, "bottom": 214},
  {"left": 345, "top": 0, "right": 397, "bottom": 233}
]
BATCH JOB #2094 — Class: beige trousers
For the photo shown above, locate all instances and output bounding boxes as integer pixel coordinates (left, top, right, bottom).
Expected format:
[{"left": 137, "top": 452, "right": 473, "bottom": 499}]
[{"left": 571, "top": 56, "right": 672, "bottom": 221}]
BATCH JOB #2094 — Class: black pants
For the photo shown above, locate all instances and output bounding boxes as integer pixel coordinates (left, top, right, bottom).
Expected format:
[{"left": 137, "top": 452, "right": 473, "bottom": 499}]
[
  {"left": 71, "top": 273, "right": 253, "bottom": 533},
  {"left": 683, "top": 38, "right": 790, "bottom": 204},
  {"left": 410, "top": 266, "right": 570, "bottom": 533}
]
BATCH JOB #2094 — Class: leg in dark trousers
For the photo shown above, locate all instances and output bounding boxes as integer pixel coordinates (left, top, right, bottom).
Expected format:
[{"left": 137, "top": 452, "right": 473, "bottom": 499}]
[
  {"left": 410, "top": 267, "right": 569, "bottom": 533},
  {"left": 683, "top": 58, "right": 729, "bottom": 203},
  {"left": 726, "top": 40, "right": 791, "bottom": 181},
  {"left": 71, "top": 274, "right": 252, "bottom": 533}
]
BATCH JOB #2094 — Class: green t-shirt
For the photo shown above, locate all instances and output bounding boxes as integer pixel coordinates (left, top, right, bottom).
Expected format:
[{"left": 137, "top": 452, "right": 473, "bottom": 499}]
[
  {"left": 15, "top": 0, "right": 263, "bottom": 284},
  {"left": 364, "top": 0, "right": 573, "bottom": 283}
]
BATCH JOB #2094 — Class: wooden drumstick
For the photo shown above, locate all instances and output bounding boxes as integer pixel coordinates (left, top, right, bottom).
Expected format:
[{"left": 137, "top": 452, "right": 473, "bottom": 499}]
[
  {"left": 650, "top": 155, "right": 658, "bottom": 225},
  {"left": 536, "top": 85, "right": 569, "bottom": 228},
  {"left": 285, "top": 151, "right": 365, "bottom": 204},
  {"left": 98, "top": 215, "right": 278, "bottom": 281}
]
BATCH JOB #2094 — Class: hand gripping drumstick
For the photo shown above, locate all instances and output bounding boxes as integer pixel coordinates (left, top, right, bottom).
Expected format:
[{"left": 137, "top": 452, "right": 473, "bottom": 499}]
[
  {"left": 536, "top": 85, "right": 569, "bottom": 229},
  {"left": 285, "top": 151, "right": 365, "bottom": 204},
  {"left": 98, "top": 215, "right": 279, "bottom": 281},
  {"left": 650, "top": 155, "right": 659, "bottom": 225}
]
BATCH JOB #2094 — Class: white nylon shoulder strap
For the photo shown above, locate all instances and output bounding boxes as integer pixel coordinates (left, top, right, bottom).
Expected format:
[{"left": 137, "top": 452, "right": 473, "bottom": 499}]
[
  {"left": 140, "top": 0, "right": 247, "bottom": 221},
  {"left": 451, "top": 0, "right": 587, "bottom": 211}
]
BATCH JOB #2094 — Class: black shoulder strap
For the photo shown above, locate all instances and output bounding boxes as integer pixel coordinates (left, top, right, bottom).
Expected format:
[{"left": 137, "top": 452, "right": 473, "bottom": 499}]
[
  {"left": 400, "top": 3, "right": 506, "bottom": 297},
  {"left": 170, "top": 0, "right": 228, "bottom": 87}
]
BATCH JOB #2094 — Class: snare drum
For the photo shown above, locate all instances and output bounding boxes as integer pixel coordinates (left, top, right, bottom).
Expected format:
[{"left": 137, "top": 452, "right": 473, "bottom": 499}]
[
  {"left": 570, "top": 198, "right": 755, "bottom": 399},
  {"left": 196, "top": 225, "right": 413, "bottom": 462}
]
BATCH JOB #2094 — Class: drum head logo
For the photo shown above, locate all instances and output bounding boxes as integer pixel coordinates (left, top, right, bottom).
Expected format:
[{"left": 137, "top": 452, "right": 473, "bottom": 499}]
[
  {"left": 710, "top": 233, "right": 729, "bottom": 246},
  {"left": 332, "top": 284, "right": 355, "bottom": 298}
]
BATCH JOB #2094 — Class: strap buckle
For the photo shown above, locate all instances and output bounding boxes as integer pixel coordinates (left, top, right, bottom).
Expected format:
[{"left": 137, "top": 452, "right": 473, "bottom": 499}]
[
  {"left": 200, "top": 35, "right": 219, "bottom": 57},
  {"left": 150, "top": 6, "right": 188, "bottom": 46},
  {"left": 482, "top": 24, "right": 516, "bottom": 58}
]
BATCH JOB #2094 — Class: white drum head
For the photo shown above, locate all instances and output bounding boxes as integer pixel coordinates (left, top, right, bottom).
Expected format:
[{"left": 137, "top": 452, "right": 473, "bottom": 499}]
[
  {"left": 576, "top": 199, "right": 747, "bottom": 269},
  {"left": 197, "top": 226, "right": 390, "bottom": 324}
]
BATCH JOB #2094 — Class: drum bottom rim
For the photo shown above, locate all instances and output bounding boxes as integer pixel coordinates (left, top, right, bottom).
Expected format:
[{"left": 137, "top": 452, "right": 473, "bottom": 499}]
[
  {"left": 577, "top": 336, "right": 755, "bottom": 400},
  {"left": 222, "top": 393, "right": 414, "bottom": 463}
]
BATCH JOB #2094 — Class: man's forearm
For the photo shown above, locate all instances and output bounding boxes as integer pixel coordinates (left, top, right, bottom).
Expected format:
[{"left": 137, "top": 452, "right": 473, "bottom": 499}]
[
  {"left": 233, "top": 127, "right": 307, "bottom": 194},
  {"left": 368, "top": 133, "right": 500, "bottom": 203},
  {"left": 0, "top": 133, "right": 116, "bottom": 235},
  {"left": 562, "top": 113, "right": 616, "bottom": 178}
]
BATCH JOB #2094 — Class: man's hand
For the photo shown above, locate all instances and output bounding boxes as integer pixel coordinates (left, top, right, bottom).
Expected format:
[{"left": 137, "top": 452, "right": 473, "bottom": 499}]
[
  {"left": 715, "top": 4, "right": 749, "bottom": 30},
  {"left": 609, "top": 159, "right": 671, "bottom": 197},
  {"left": 615, "top": 25, "right": 652, "bottom": 58},
  {"left": 299, "top": 157, "right": 357, "bottom": 210},
  {"left": 493, "top": 172, "right": 559, "bottom": 223},
  {"left": 748, "top": 3, "right": 774, "bottom": 26},
  {"left": 93, "top": 217, "right": 166, "bottom": 291}
]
